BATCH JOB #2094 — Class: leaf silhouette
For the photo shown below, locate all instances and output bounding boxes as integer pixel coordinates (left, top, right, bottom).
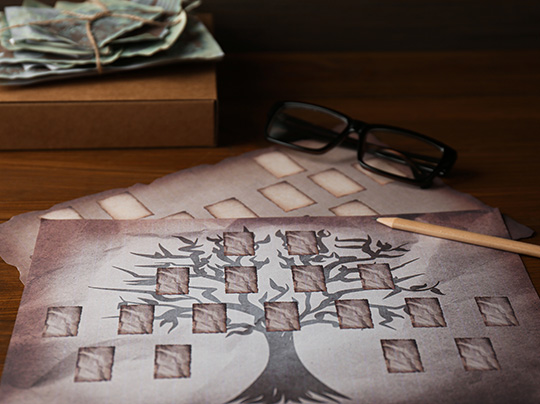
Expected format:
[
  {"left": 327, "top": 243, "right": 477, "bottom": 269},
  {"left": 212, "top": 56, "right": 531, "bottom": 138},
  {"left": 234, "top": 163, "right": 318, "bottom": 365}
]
[
  {"left": 383, "top": 288, "right": 402, "bottom": 299},
  {"left": 158, "top": 243, "right": 172, "bottom": 256},
  {"left": 258, "top": 292, "right": 269, "bottom": 305},
  {"left": 430, "top": 287, "right": 445, "bottom": 295},
  {"left": 178, "top": 235, "right": 195, "bottom": 244}
]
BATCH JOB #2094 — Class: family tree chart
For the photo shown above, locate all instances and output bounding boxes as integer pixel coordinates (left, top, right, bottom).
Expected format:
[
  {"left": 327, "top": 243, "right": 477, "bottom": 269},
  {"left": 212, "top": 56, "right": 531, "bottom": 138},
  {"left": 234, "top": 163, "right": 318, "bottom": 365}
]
[
  {"left": 1, "top": 213, "right": 540, "bottom": 403},
  {"left": 102, "top": 225, "right": 439, "bottom": 403}
]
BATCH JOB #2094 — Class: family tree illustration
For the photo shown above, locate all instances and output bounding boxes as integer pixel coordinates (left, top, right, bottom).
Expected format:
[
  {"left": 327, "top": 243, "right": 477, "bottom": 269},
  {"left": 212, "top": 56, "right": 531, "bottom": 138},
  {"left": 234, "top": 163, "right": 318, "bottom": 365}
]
[{"left": 95, "top": 226, "right": 444, "bottom": 404}]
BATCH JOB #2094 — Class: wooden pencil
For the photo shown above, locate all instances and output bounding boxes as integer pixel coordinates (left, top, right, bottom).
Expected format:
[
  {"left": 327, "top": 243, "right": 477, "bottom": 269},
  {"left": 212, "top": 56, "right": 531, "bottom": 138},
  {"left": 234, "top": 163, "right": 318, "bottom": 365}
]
[{"left": 376, "top": 217, "right": 540, "bottom": 258}]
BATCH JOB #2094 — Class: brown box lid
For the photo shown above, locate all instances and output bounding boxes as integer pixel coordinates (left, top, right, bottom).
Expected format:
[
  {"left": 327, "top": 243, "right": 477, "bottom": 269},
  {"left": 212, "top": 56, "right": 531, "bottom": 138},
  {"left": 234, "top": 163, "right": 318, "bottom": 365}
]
[{"left": 0, "top": 15, "right": 218, "bottom": 150}]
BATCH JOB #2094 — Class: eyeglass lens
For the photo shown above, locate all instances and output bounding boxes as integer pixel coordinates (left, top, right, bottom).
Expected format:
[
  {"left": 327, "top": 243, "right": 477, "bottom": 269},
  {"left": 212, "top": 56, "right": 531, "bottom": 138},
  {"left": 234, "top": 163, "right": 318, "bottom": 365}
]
[
  {"left": 267, "top": 104, "right": 445, "bottom": 184},
  {"left": 360, "top": 129, "right": 444, "bottom": 182},
  {"left": 267, "top": 105, "right": 349, "bottom": 150}
]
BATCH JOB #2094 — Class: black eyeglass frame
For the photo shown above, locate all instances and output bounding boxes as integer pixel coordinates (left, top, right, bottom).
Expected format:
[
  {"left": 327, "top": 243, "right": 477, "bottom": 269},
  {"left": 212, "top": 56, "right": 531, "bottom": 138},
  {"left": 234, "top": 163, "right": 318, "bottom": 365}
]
[{"left": 265, "top": 101, "right": 458, "bottom": 188}]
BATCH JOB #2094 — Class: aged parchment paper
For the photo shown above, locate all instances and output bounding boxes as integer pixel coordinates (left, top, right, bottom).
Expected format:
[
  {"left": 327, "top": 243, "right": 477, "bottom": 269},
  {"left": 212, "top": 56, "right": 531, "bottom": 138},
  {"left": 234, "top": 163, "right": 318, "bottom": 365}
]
[
  {"left": 1, "top": 211, "right": 539, "bottom": 403},
  {"left": 0, "top": 146, "right": 497, "bottom": 284}
]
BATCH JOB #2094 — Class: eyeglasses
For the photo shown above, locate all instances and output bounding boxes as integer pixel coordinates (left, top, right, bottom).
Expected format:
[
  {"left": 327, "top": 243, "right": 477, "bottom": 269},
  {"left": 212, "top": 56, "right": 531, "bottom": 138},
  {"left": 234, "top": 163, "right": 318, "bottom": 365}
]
[{"left": 265, "top": 101, "right": 457, "bottom": 188}]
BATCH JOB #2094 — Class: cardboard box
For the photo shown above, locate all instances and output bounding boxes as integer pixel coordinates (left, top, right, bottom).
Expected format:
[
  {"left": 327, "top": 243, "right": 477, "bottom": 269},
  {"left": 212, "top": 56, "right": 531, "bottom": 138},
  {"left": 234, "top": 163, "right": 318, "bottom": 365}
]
[{"left": 0, "top": 20, "right": 218, "bottom": 150}]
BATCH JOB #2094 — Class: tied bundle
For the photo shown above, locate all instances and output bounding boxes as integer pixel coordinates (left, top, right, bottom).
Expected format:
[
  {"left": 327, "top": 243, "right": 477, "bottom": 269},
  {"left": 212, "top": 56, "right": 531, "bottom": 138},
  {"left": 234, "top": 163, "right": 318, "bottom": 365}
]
[
  {"left": 2, "top": 0, "right": 184, "bottom": 73},
  {"left": 0, "top": 0, "right": 223, "bottom": 85}
]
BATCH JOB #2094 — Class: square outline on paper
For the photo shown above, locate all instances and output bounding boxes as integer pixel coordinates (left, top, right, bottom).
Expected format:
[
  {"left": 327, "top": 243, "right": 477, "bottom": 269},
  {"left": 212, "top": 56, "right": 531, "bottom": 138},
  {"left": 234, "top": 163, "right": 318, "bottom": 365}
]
[
  {"left": 455, "top": 337, "right": 501, "bottom": 371},
  {"left": 97, "top": 192, "right": 153, "bottom": 220},
  {"left": 329, "top": 200, "right": 378, "bottom": 216},
  {"left": 358, "top": 263, "right": 395, "bottom": 290},
  {"left": 165, "top": 211, "right": 194, "bottom": 220},
  {"left": 40, "top": 207, "right": 83, "bottom": 220},
  {"left": 291, "top": 265, "right": 327, "bottom": 292},
  {"left": 154, "top": 344, "right": 192, "bottom": 379},
  {"left": 381, "top": 339, "right": 424, "bottom": 373},
  {"left": 475, "top": 296, "right": 519, "bottom": 327},
  {"left": 74, "top": 346, "right": 115, "bottom": 383},
  {"left": 118, "top": 304, "right": 155, "bottom": 335},
  {"left": 225, "top": 266, "right": 258, "bottom": 294},
  {"left": 405, "top": 297, "right": 447, "bottom": 328},
  {"left": 258, "top": 181, "right": 315, "bottom": 212},
  {"left": 192, "top": 303, "right": 227, "bottom": 334},
  {"left": 205, "top": 198, "right": 258, "bottom": 219},
  {"left": 224, "top": 231, "right": 255, "bottom": 256},
  {"left": 42, "top": 306, "right": 83, "bottom": 338},
  {"left": 308, "top": 168, "right": 365, "bottom": 198},
  {"left": 253, "top": 151, "right": 306, "bottom": 178},
  {"left": 156, "top": 267, "right": 190, "bottom": 295},
  {"left": 264, "top": 301, "right": 301, "bottom": 332},
  {"left": 286, "top": 230, "right": 319, "bottom": 255},
  {"left": 335, "top": 299, "right": 374, "bottom": 329}
]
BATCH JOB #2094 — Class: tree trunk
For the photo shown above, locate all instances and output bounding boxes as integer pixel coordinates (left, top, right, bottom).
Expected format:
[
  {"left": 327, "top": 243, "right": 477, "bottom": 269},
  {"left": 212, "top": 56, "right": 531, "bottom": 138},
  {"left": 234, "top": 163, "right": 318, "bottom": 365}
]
[{"left": 228, "top": 331, "right": 348, "bottom": 404}]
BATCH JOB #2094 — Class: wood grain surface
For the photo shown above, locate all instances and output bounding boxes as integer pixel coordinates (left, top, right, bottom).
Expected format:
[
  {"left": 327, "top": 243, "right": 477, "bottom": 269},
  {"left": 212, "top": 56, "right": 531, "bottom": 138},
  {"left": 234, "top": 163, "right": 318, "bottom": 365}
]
[{"left": 1, "top": 51, "right": 540, "bottom": 377}]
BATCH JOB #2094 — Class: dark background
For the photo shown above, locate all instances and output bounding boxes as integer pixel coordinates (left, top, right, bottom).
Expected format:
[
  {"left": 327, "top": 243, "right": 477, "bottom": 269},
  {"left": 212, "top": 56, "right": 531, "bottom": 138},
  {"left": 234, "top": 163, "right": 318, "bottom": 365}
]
[{"left": 1, "top": 0, "right": 539, "bottom": 51}]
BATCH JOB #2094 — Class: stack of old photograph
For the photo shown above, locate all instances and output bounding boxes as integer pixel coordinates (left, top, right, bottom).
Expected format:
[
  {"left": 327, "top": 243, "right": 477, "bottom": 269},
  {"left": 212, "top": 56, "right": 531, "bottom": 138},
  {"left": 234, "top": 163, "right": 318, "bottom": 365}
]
[{"left": 0, "top": 0, "right": 223, "bottom": 84}]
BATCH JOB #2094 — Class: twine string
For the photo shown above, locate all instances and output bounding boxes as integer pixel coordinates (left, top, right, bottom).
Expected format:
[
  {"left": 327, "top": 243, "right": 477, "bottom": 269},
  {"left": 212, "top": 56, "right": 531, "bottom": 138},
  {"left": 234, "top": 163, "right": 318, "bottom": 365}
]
[{"left": 0, "top": 0, "right": 182, "bottom": 73}]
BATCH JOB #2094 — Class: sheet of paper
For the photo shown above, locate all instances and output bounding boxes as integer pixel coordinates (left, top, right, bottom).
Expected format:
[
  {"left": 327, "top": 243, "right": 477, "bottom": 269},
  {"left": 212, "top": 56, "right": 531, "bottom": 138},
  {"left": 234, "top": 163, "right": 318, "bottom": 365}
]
[
  {"left": 0, "top": 146, "right": 495, "bottom": 284},
  {"left": 1, "top": 210, "right": 539, "bottom": 403}
]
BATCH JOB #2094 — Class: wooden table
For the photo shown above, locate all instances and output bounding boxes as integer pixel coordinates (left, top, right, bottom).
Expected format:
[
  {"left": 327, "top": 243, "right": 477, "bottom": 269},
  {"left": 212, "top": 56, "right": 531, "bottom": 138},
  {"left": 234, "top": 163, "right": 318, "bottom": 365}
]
[{"left": 1, "top": 51, "right": 540, "bottom": 376}]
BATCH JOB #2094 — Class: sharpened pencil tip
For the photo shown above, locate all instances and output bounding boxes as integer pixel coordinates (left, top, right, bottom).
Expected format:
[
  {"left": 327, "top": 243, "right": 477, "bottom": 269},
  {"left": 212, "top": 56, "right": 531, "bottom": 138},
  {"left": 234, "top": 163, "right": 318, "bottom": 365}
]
[{"left": 376, "top": 217, "right": 396, "bottom": 228}]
